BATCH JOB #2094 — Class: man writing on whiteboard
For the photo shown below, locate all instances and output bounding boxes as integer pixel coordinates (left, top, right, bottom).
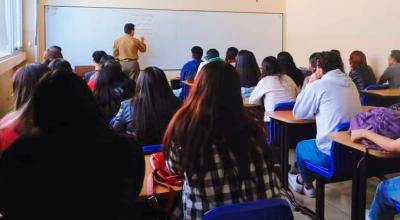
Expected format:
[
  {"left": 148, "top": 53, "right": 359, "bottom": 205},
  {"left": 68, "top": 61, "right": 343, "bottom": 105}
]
[{"left": 113, "top": 23, "right": 147, "bottom": 81}]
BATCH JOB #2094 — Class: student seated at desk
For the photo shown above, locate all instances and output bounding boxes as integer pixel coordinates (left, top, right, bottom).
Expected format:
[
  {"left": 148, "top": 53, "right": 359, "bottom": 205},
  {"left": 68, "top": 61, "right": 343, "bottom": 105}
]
[
  {"left": 289, "top": 51, "right": 362, "bottom": 197},
  {"left": 378, "top": 50, "right": 400, "bottom": 89},
  {"left": 0, "top": 64, "right": 50, "bottom": 153},
  {"left": 93, "top": 60, "right": 135, "bottom": 122},
  {"left": 236, "top": 50, "right": 261, "bottom": 99},
  {"left": 351, "top": 130, "right": 400, "bottom": 220},
  {"left": 48, "top": 58, "right": 73, "bottom": 72},
  {"left": 83, "top": 50, "right": 107, "bottom": 82},
  {"left": 249, "top": 56, "right": 298, "bottom": 122},
  {"left": 113, "top": 67, "right": 181, "bottom": 145},
  {"left": 0, "top": 71, "right": 144, "bottom": 219},
  {"left": 277, "top": 51, "right": 304, "bottom": 89},
  {"left": 348, "top": 50, "right": 376, "bottom": 91},
  {"left": 179, "top": 46, "right": 203, "bottom": 100},
  {"left": 225, "top": 47, "right": 239, "bottom": 66},
  {"left": 163, "top": 60, "right": 277, "bottom": 220}
]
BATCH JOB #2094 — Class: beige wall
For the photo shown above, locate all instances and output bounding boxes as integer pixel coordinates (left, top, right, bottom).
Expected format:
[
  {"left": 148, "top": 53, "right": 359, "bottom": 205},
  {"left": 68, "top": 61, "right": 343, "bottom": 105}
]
[
  {"left": 285, "top": 0, "right": 400, "bottom": 76},
  {"left": 0, "top": 52, "right": 26, "bottom": 117}
]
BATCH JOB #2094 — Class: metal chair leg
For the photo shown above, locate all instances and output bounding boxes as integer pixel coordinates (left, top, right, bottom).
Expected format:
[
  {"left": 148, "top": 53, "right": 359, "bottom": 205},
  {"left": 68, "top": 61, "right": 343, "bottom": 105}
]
[{"left": 315, "top": 178, "right": 325, "bottom": 220}]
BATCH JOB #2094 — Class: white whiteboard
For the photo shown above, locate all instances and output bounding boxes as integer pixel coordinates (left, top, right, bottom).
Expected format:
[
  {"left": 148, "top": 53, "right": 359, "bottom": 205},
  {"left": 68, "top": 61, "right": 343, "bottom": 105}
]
[{"left": 45, "top": 6, "right": 282, "bottom": 69}]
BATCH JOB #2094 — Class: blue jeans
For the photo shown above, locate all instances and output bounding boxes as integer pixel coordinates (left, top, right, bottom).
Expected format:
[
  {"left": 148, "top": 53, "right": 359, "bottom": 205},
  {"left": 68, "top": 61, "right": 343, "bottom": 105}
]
[
  {"left": 296, "top": 139, "right": 330, "bottom": 184},
  {"left": 369, "top": 176, "right": 400, "bottom": 220}
]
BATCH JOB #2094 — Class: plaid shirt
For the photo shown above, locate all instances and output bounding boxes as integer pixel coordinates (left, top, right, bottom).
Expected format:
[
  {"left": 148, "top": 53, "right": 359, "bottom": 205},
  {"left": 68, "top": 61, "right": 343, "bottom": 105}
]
[{"left": 166, "top": 142, "right": 277, "bottom": 220}]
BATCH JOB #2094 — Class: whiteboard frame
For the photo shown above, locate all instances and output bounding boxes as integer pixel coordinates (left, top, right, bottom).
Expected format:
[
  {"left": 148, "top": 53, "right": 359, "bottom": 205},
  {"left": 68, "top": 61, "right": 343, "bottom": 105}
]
[{"left": 44, "top": 5, "right": 284, "bottom": 70}]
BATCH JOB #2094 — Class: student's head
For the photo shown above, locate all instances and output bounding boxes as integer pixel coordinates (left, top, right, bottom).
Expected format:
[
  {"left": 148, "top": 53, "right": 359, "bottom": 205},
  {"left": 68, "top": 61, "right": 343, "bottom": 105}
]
[
  {"left": 48, "top": 58, "right": 73, "bottom": 72},
  {"left": 26, "top": 70, "right": 106, "bottom": 134},
  {"left": 277, "top": 51, "right": 298, "bottom": 74},
  {"left": 124, "top": 23, "right": 135, "bottom": 35},
  {"left": 92, "top": 51, "right": 107, "bottom": 65},
  {"left": 133, "top": 67, "right": 181, "bottom": 145},
  {"left": 309, "top": 52, "right": 322, "bottom": 72},
  {"left": 94, "top": 61, "right": 126, "bottom": 120},
  {"left": 349, "top": 51, "right": 367, "bottom": 70},
  {"left": 388, "top": 50, "right": 400, "bottom": 66},
  {"left": 100, "top": 55, "right": 115, "bottom": 65},
  {"left": 236, "top": 50, "right": 260, "bottom": 88},
  {"left": 225, "top": 47, "right": 239, "bottom": 63},
  {"left": 261, "top": 56, "right": 281, "bottom": 78},
  {"left": 49, "top": 45, "right": 62, "bottom": 52},
  {"left": 277, "top": 51, "right": 305, "bottom": 87},
  {"left": 205, "top": 49, "right": 220, "bottom": 60},
  {"left": 330, "top": 49, "right": 344, "bottom": 71},
  {"left": 319, "top": 51, "right": 345, "bottom": 74},
  {"left": 12, "top": 64, "right": 50, "bottom": 110},
  {"left": 43, "top": 46, "right": 63, "bottom": 64},
  {"left": 191, "top": 46, "right": 203, "bottom": 60},
  {"left": 163, "top": 61, "right": 266, "bottom": 180}
]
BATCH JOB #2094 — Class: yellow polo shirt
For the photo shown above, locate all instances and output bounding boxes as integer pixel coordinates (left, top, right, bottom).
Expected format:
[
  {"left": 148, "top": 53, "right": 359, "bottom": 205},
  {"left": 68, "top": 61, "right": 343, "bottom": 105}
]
[{"left": 113, "top": 34, "right": 147, "bottom": 61}]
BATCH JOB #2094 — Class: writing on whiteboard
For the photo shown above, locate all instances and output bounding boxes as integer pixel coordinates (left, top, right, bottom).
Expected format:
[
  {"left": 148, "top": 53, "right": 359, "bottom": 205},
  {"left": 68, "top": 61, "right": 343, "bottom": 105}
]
[{"left": 128, "top": 14, "right": 155, "bottom": 35}]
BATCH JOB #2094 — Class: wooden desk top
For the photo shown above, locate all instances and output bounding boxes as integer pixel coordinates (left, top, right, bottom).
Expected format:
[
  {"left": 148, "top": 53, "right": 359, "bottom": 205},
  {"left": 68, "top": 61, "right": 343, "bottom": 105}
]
[
  {"left": 265, "top": 111, "right": 315, "bottom": 124},
  {"left": 362, "top": 89, "right": 400, "bottom": 97},
  {"left": 329, "top": 131, "right": 400, "bottom": 159},
  {"left": 139, "top": 155, "right": 182, "bottom": 197},
  {"left": 243, "top": 100, "right": 262, "bottom": 108},
  {"left": 265, "top": 106, "right": 374, "bottom": 125}
]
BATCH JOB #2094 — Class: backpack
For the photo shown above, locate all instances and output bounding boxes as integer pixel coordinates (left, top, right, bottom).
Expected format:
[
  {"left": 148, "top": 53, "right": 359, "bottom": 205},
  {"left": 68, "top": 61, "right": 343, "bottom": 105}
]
[{"left": 349, "top": 107, "right": 400, "bottom": 150}]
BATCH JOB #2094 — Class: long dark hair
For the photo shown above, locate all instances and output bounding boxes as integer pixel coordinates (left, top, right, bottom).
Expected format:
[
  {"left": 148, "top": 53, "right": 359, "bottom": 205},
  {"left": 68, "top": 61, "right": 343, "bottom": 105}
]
[
  {"left": 132, "top": 67, "right": 181, "bottom": 145},
  {"left": 25, "top": 70, "right": 107, "bottom": 135},
  {"left": 13, "top": 64, "right": 50, "bottom": 110},
  {"left": 261, "top": 56, "right": 282, "bottom": 78},
  {"left": 236, "top": 50, "right": 260, "bottom": 88},
  {"left": 277, "top": 51, "right": 304, "bottom": 87},
  {"left": 48, "top": 58, "right": 73, "bottom": 72},
  {"left": 225, "top": 47, "right": 239, "bottom": 63},
  {"left": 163, "top": 61, "right": 267, "bottom": 184},
  {"left": 94, "top": 61, "right": 133, "bottom": 121}
]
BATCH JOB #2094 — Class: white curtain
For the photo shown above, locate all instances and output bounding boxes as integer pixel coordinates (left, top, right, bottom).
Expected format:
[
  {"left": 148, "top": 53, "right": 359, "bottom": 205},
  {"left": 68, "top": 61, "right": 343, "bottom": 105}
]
[{"left": 0, "top": 0, "right": 22, "bottom": 58}]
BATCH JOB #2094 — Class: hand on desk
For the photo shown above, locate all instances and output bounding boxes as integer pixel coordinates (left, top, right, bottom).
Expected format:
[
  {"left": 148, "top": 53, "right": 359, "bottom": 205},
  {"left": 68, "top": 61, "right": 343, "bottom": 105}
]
[{"left": 350, "top": 129, "right": 369, "bottom": 143}]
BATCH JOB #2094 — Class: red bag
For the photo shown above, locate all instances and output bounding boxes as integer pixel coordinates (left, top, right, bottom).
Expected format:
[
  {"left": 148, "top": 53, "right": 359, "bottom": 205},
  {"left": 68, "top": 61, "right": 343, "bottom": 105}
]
[{"left": 147, "top": 152, "right": 183, "bottom": 213}]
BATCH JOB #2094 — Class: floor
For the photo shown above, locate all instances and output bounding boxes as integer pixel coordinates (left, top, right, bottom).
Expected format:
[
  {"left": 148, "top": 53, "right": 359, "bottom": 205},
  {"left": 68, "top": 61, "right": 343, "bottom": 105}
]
[{"left": 286, "top": 149, "right": 400, "bottom": 220}]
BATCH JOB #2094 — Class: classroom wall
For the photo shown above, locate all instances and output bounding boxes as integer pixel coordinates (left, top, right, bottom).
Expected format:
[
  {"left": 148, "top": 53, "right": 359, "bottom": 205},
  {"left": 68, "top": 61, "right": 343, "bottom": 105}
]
[
  {"left": 37, "top": 0, "right": 286, "bottom": 79},
  {"left": 0, "top": 53, "right": 26, "bottom": 117},
  {"left": 285, "top": 0, "right": 400, "bottom": 76}
]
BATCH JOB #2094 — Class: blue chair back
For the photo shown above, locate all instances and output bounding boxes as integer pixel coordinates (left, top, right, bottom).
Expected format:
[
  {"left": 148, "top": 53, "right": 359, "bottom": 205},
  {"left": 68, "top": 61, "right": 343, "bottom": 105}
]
[
  {"left": 305, "top": 122, "right": 353, "bottom": 180},
  {"left": 202, "top": 198, "right": 293, "bottom": 220},
  {"left": 268, "top": 102, "right": 295, "bottom": 145},
  {"left": 142, "top": 144, "right": 162, "bottom": 155},
  {"left": 361, "top": 84, "right": 389, "bottom": 105},
  {"left": 395, "top": 200, "right": 400, "bottom": 213}
]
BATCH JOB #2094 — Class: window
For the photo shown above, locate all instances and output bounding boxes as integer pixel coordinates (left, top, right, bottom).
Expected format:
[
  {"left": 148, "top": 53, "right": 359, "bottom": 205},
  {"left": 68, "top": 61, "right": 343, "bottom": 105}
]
[{"left": 0, "top": 0, "right": 23, "bottom": 58}]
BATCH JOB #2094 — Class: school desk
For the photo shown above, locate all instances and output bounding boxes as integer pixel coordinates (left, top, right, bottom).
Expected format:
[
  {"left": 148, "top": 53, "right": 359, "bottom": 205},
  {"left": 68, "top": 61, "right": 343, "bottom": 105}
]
[
  {"left": 361, "top": 89, "right": 400, "bottom": 107},
  {"left": 329, "top": 131, "right": 400, "bottom": 220},
  {"left": 264, "top": 106, "right": 374, "bottom": 217}
]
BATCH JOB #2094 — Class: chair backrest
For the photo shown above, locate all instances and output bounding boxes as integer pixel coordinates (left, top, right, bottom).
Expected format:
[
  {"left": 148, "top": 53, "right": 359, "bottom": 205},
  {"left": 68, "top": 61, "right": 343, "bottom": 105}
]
[
  {"left": 273, "top": 101, "right": 295, "bottom": 111},
  {"left": 361, "top": 84, "right": 389, "bottom": 105},
  {"left": 364, "top": 84, "right": 389, "bottom": 90},
  {"left": 74, "top": 65, "right": 95, "bottom": 77},
  {"left": 328, "top": 122, "right": 354, "bottom": 179},
  {"left": 394, "top": 199, "right": 400, "bottom": 213},
  {"left": 202, "top": 198, "right": 293, "bottom": 220},
  {"left": 142, "top": 144, "right": 162, "bottom": 155},
  {"left": 268, "top": 102, "right": 296, "bottom": 145}
]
